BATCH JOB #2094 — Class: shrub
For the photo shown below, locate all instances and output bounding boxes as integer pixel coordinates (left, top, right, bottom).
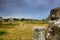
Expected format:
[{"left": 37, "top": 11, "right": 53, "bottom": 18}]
[{"left": 0, "top": 30, "right": 8, "bottom": 35}]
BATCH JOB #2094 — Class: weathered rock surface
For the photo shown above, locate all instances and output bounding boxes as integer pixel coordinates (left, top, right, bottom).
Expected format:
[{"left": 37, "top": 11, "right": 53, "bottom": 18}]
[
  {"left": 46, "top": 7, "right": 60, "bottom": 22},
  {"left": 32, "top": 26, "right": 46, "bottom": 40}
]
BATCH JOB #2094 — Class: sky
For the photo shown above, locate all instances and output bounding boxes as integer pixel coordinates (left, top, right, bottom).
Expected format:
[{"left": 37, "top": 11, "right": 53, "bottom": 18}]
[{"left": 0, "top": 0, "right": 60, "bottom": 19}]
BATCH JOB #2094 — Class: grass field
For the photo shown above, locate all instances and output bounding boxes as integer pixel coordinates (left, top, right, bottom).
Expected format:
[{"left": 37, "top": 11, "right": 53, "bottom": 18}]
[{"left": 0, "top": 21, "right": 48, "bottom": 40}]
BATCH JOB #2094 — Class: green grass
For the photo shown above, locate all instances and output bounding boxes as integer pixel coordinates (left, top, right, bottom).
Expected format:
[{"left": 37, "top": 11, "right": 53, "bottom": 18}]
[
  {"left": 0, "top": 21, "right": 19, "bottom": 28},
  {"left": 0, "top": 38, "right": 3, "bottom": 40},
  {"left": 24, "top": 21, "right": 47, "bottom": 24},
  {"left": 0, "top": 24, "right": 16, "bottom": 28}
]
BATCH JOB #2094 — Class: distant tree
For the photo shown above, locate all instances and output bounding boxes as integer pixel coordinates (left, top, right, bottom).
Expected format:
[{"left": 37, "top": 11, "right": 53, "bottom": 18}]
[
  {"left": 41, "top": 19, "right": 45, "bottom": 21},
  {"left": 26, "top": 19, "right": 30, "bottom": 21},
  {"left": 13, "top": 18, "right": 19, "bottom": 21},
  {"left": 4, "top": 19, "right": 9, "bottom": 22},
  {"left": 21, "top": 18, "right": 26, "bottom": 21}
]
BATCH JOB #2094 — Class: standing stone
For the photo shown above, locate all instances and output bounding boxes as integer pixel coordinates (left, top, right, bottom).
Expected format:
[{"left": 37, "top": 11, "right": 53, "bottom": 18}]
[
  {"left": 8, "top": 17, "right": 14, "bottom": 24},
  {"left": 32, "top": 26, "right": 46, "bottom": 40},
  {"left": 0, "top": 16, "right": 3, "bottom": 24}
]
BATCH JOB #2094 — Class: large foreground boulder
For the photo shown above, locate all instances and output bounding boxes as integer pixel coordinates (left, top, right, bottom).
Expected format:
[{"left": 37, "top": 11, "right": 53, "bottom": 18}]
[{"left": 46, "top": 7, "right": 60, "bottom": 40}]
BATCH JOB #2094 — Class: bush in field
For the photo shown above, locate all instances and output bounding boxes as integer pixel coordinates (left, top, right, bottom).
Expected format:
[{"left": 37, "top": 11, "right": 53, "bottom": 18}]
[{"left": 0, "top": 30, "right": 8, "bottom": 35}]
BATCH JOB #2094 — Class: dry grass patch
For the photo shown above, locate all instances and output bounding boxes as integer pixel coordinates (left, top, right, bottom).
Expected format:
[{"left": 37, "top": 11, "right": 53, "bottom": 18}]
[{"left": 0, "top": 21, "right": 48, "bottom": 40}]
